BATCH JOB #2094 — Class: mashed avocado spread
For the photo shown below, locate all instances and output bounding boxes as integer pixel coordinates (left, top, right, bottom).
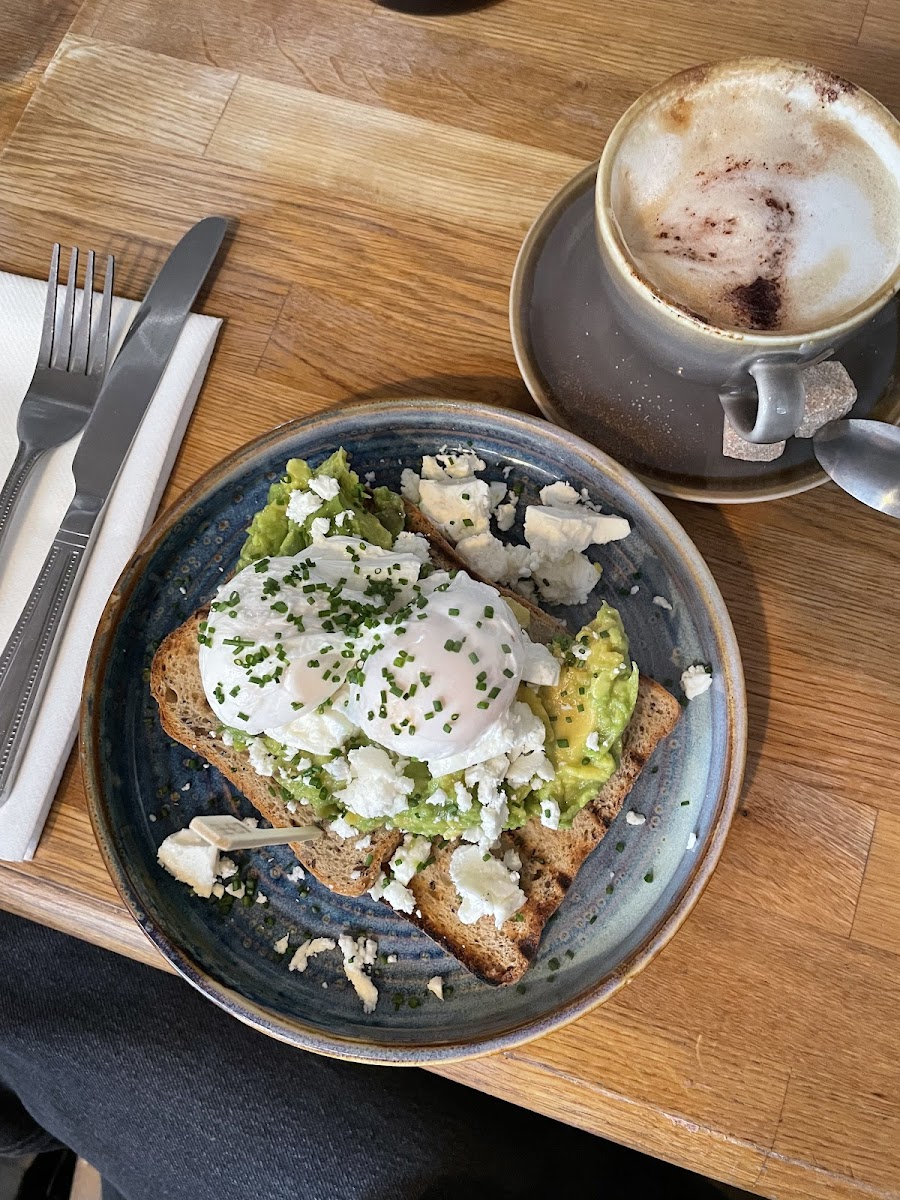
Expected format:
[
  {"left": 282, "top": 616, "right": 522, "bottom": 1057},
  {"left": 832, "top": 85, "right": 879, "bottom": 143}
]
[{"left": 221, "top": 450, "right": 638, "bottom": 837}]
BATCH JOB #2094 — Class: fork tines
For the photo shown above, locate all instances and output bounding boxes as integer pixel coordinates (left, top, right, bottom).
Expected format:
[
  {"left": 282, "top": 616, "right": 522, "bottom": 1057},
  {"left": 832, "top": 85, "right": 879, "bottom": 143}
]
[{"left": 38, "top": 244, "right": 114, "bottom": 378}]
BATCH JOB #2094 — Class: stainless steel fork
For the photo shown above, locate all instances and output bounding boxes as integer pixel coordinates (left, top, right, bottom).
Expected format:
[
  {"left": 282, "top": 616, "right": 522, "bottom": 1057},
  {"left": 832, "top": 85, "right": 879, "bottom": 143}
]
[{"left": 0, "top": 245, "right": 114, "bottom": 563}]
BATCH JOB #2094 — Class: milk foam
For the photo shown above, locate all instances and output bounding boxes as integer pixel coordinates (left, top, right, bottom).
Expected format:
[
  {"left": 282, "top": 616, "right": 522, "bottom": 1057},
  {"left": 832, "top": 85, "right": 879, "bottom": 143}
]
[{"left": 610, "top": 66, "right": 900, "bottom": 333}]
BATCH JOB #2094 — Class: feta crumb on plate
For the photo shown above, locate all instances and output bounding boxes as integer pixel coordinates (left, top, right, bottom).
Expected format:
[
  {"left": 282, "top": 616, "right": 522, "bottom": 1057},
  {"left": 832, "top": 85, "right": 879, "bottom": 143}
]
[
  {"left": 427, "top": 976, "right": 444, "bottom": 1000},
  {"left": 288, "top": 938, "right": 336, "bottom": 973},
  {"left": 652, "top": 595, "right": 673, "bottom": 611},
  {"left": 338, "top": 934, "right": 379, "bottom": 1014},
  {"left": 157, "top": 830, "right": 219, "bottom": 898},
  {"left": 681, "top": 664, "right": 713, "bottom": 700},
  {"left": 625, "top": 811, "right": 646, "bottom": 826},
  {"left": 287, "top": 864, "right": 305, "bottom": 882},
  {"left": 687, "top": 831, "right": 698, "bottom": 850},
  {"left": 273, "top": 934, "right": 290, "bottom": 955}
]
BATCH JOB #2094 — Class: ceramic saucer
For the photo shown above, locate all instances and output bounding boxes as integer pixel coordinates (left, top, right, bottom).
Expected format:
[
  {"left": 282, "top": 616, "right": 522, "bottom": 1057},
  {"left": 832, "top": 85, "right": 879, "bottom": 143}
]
[{"left": 510, "top": 162, "right": 900, "bottom": 504}]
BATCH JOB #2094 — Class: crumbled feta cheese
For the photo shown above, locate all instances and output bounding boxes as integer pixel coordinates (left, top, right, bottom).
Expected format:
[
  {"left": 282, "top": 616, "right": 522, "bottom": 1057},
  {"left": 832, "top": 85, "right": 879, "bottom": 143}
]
[
  {"left": 585, "top": 731, "right": 600, "bottom": 752},
  {"left": 521, "top": 639, "right": 560, "bottom": 687},
  {"left": 449, "top": 845, "right": 525, "bottom": 927},
  {"left": 504, "top": 746, "right": 555, "bottom": 789},
  {"left": 308, "top": 515, "right": 331, "bottom": 542},
  {"left": 453, "top": 781, "right": 473, "bottom": 812},
  {"left": 286, "top": 800, "right": 298, "bottom": 813},
  {"left": 488, "top": 480, "right": 507, "bottom": 509},
  {"left": 329, "top": 815, "right": 358, "bottom": 840},
  {"left": 335, "top": 746, "right": 415, "bottom": 819},
  {"left": 350, "top": 870, "right": 361, "bottom": 880},
  {"left": 455, "top": 532, "right": 533, "bottom": 585},
  {"left": 273, "top": 934, "right": 289, "bottom": 954},
  {"left": 247, "top": 737, "right": 277, "bottom": 777},
  {"left": 399, "top": 468, "right": 421, "bottom": 502},
  {"left": 221, "top": 729, "right": 235, "bottom": 747},
  {"left": 531, "top": 550, "right": 601, "bottom": 606},
  {"left": 422, "top": 451, "right": 485, "bottom": 480},
  {"left": 525, "top": 505, "right": 630, "bottom": 559},
  {"left": 211, "top": 882, "right": 225, "bottom": 898},
  {"left": 288, "top": 938, "right": 336, "bottom": 973},
  {"left": 286, "top": 489, "right": 322, "bottom": 525},
  {"left": 653, "top": 595, "right": 673, "bottom": 611},
  {"left": 241, "top": 818, "right": 259, "bottom": 829},
  {"left": 495, "top": 501, "right": 517, "bottom": 532},
  {"left": 629, "top": 585, "right": 640, "bottom": 595},
  {"left": 626, "top": 811, "right": 646, "bottom": 826},
  {"left": 309, "top": 474, "right": 340, "bottom": 501},
  {"left": 538, "top": 481, "right": 580, "bottom": 506},
  {"left": 687, "top": 831, "right": 698, "bottom": 850},
  {"left": 369, "top": 872, "right": 416, "bottom": 913},
  {"left": 354, "top": 835, "right": 372, "bottom": 851},
  {"left": 255, "top": 891, "right": 268, "bottom": 905},
  {"left": 392, "top": 530, "right": 431, "bottom": 563},
  {"left": 364, "top": 471, "right": 376, "bottom": 484},
  {"left": 681, "top": 664, "right": 713, "bottom": 699},
  {"left": 338, "top": 934, "right": 379, "bottom": 1013},
  {"left": 217, "top": 856, "right": 237, "bottom": 880},
  {"left": 389, "top": 834, "right": 433, "bottom": 886},
  {"left": 225, "top": 879, "right": 245, "bottom": 899},
  {"left": 503, "top": 847, "right": 522, "bottom": 873},
  {"left": 287, "top": 864, "right": 305, "bottom": 882},
  {"left": 418, "top": 476, "right": 492, "bottom": 543},
  {"left": 427, "top": 976, "right": 444, "bottom": 1000},
  {"left": 386, "top": 954, "right": 398, "bottom": 963},
  {"left": 332, "top": 508, "right": 352, "bottom": 527},
  {"left": 181, "top": 782, "right": 191, "bottom": 792},
  {"left": 540, "top": 798, "right": 561, "bottom": 830},
  {"left": 157, "top": 830, "right": 219, "bottom": 898}
]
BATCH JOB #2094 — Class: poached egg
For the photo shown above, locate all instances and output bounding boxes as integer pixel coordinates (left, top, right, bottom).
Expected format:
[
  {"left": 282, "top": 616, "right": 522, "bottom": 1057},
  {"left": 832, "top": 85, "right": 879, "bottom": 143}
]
[{"left": 199, "top": 536, "right": 559, "bottom": 769}]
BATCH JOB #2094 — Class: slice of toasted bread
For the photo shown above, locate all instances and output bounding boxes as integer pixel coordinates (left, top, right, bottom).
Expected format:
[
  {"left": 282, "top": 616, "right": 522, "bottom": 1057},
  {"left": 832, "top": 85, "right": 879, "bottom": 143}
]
[
  {"left": 150, "top": 498, "right": 680, "bottom": 978},
  {"left": 404, "top": 675, "right": 681, "bottom": 984},
  {"left": 150, "top": 609, "right": 401, "bottom": 896}
]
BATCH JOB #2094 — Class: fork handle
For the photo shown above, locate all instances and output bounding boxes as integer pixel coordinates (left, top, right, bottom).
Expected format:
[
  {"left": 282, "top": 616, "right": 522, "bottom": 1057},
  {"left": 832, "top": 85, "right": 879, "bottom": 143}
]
[
  {"left": 0, "top": 442, "right": 43, "bottom": 566},
  {"left": 0, "top": 526, "right": 90, "bottom": 800}
]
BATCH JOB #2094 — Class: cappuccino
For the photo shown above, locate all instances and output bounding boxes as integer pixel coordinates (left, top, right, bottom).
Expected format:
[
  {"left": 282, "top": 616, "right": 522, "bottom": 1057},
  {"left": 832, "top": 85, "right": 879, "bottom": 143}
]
[{"left": 608, "top": 63, "right": 900, "bottom": 334}]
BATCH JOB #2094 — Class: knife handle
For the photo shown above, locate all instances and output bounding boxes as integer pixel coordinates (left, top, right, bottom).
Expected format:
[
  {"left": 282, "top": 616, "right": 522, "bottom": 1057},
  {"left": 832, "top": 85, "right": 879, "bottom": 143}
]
[{"left": 0, "top": 527, "right": 90, "bottom": 801}]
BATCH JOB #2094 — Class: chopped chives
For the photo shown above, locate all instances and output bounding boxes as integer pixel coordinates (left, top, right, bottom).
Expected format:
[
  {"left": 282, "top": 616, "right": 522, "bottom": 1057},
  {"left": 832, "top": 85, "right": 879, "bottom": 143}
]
[{"left": 556, "top": 738, "right": 569, "bottom": 748}]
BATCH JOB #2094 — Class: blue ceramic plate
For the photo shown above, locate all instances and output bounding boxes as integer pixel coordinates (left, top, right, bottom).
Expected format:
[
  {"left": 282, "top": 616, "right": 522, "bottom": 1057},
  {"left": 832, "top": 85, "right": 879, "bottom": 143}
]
[{"left": 83, "top": 400, "right": 746, "bottom": 1064}]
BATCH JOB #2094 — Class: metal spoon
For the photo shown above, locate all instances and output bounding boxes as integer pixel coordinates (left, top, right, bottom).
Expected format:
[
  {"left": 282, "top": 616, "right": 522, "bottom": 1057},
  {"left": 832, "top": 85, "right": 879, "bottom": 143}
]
[{"left": 813, "top": 419, "right": 900, "bottom": 518}]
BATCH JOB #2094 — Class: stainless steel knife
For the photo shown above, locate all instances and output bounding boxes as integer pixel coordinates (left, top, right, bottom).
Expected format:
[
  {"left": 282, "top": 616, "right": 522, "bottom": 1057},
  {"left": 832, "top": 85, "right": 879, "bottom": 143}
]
[{"left": 0, "top": 216, "right": 227, "bottom": 801}]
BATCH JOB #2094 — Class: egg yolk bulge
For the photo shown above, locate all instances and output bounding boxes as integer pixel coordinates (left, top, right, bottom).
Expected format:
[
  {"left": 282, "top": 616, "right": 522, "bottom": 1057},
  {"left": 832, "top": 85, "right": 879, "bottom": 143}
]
[
  {"left": 199, "top": 538, "right": 429, "bottom": 733},
  {"left": 345, "top": 574, "right": 527, "bottom": 762}
]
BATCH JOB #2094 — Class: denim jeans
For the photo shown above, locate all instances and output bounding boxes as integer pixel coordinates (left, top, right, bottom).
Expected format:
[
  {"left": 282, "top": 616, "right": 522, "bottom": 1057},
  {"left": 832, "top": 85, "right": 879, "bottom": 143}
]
[{"left": 0, "top": 909, "right": 724, "bottom": 1200}]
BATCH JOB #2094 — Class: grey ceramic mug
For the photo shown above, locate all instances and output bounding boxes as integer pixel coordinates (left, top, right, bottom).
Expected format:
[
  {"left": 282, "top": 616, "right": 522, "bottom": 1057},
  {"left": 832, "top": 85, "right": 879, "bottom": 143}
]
[{"left": 595, "top": 58, "right": 900, "bottom": 444}]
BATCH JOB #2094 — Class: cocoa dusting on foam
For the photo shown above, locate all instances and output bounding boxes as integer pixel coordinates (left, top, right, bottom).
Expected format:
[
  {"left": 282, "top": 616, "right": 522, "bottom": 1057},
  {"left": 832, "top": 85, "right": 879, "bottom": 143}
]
[{"left": 728, "top": 276, "right": 782, "bottom": 330}]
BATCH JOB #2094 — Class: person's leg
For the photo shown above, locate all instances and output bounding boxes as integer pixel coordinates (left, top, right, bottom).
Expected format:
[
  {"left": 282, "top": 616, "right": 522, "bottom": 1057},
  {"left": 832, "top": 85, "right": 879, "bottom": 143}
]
[
  {"left": 0, "top": 909, "right": 725, "bottom": 1200},
  {"left": 0, "top": 909, "right": 596, "bottom": 1200}
]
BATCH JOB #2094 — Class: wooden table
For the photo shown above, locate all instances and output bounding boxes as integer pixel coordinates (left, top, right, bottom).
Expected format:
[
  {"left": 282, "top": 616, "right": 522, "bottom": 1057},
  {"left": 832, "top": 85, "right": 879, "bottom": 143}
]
[{"left": 2, "top": 2, "right": 900, "bottom": 1196}]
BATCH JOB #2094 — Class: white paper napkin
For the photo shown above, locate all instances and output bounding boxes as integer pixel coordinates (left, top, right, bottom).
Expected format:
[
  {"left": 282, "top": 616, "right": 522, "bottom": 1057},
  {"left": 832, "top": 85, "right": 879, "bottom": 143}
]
[{"left": 0, "top": 269, "right": 221, "bottom": 860}]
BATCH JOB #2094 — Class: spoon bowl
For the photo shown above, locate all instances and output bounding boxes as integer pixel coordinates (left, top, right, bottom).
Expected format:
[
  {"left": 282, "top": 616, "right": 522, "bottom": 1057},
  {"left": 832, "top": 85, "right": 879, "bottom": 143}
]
[{"left": 813, "top": 419, "right": 900, "bottom": 518}]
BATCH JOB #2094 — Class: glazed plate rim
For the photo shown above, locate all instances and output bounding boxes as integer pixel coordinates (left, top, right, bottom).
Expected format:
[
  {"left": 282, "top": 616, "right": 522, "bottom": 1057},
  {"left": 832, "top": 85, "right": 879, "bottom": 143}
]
[
  {"left": 82, "top": 398, "right": 747, "bottom": 1064},
  {"left": 509, "top": 160, "right": 900, "bottom": 505}
]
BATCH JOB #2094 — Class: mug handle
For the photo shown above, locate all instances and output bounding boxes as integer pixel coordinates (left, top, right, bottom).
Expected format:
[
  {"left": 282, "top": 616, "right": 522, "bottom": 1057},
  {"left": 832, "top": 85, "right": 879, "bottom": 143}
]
[{"left": 719, "top": 359, "right": 806, "bottom": 444}]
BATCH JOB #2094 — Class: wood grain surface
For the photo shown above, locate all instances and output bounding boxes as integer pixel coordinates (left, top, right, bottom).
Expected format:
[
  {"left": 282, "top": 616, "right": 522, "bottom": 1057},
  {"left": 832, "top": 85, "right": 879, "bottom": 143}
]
[{"left": 1, "top": 1, "right": 899, "bottom": 1197}]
